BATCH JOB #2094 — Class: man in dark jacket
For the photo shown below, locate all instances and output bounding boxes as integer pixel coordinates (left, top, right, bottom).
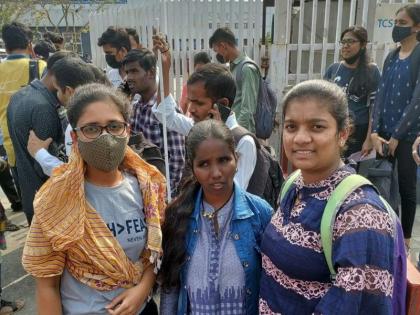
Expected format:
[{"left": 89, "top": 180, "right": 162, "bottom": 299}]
[{"left": 7, "top": 51, "right": 73, "bottom": 224}]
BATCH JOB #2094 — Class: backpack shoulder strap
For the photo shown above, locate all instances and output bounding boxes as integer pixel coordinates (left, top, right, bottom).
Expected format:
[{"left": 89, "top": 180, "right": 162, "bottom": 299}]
[
  {"left": 231, "top": 126, "right": 261, "bottom": 149},
  {"left": 28, "top": 59, "right": 40, "bottom": 84},
  {"left": 321, "top": 174, "right": 372, "bottom": 280},
  {"left": 280, "top": 169, "right": 301, "bottom": 201},
  {"left": 235, "top": 58, "right": 261, "bottom": 90},
  {"left": 330, "top": 62, "right": 342, "bottom": 81},
  {"left": 378, "top": 195, "right": 398, "bottom": 237}
]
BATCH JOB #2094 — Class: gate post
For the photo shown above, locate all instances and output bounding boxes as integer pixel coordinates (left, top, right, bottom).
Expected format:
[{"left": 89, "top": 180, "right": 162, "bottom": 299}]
[{"left": 268, "top": 0, "right": 289, "bottom": 169}]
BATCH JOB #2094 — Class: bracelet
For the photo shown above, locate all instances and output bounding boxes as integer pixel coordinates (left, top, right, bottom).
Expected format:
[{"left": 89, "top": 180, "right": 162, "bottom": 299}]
[{"left": 161, "top": 48, "right": 169, "bottom": 53}]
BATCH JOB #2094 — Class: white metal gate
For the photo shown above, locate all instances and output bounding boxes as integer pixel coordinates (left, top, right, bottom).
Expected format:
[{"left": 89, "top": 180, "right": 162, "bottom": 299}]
[
  {"left": 89, "top": 0, "right": 265, "bottom": 101},
  {"left": 269, "top": 0, "right": 420, "bottom": 162},
  {"left": 270, "top": 0, "right": 420, "bottom": 98}
]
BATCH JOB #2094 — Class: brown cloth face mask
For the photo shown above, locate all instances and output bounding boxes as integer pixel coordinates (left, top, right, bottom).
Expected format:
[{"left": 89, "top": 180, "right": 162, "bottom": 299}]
[{"left": 78, "top": 133, "right": 128, "bottom": 172}]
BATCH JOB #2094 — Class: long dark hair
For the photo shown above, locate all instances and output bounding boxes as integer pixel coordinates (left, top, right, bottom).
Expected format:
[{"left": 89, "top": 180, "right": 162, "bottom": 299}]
[
  {"left": 159, "top": 120, "right": 236, "bottom": 290},
  {"left": 340, "top": 26, "right": 375, "bottom": 97}
]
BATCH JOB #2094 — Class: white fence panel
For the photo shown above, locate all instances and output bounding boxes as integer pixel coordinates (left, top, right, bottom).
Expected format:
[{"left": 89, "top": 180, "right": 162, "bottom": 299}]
[
  {"left": 89, "top": 0, "right": 264, "bottom": 101},
  {"left": 276, "top": 0, "right": 420, "bottom": 89}
]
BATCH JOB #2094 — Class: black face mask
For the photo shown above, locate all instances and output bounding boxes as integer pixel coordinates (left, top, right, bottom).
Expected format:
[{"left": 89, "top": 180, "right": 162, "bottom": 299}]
[
  {"left": 215, "top": 53, "right": 225, "bottom": 64},
  {"left": 392, "top": 25, "right": 413, "bottom": 43},
  {"left": 105, "top": 54, "right": 122, "bottom": 69},
  {"left": 343, "top": 48, "right": 364, "bottom": 65}
]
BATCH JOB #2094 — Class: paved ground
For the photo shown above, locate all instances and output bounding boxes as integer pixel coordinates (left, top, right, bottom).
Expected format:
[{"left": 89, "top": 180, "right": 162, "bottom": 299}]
[
  {"left": 1, "top": 207, "right": 35, "bottom": 315},
  {"left": 2, "top": 188, "right": 420, "bottom": 314}
]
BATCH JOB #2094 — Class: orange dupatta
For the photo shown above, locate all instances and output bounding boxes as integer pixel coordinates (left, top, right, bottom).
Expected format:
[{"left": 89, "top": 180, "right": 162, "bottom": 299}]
[{"left": 22, "top": 145, "right": 166, "bottom": 291}]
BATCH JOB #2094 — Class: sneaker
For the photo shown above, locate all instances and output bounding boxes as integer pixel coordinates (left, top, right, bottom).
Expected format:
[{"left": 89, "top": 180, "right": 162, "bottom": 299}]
[
  {"left": 5, "top": 221, "right": 19, "bottom": 232},
  {"left": 0, "top": 298, "right": 24, "bottom": 314}
]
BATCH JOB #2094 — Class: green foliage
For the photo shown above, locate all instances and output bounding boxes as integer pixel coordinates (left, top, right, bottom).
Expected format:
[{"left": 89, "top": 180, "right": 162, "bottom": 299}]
[{"left": 0, "top": 0, "right": 39, "bottom": 29}]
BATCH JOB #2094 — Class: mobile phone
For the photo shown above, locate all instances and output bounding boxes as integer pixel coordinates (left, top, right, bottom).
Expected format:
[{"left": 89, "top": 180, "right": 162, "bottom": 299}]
[{"left": 215, "top": 103, "right": 231, "bottom": 122}]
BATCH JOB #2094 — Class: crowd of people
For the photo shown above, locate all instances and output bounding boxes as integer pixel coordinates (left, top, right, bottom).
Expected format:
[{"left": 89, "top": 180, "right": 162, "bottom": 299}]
[{"left": 0, "top": 2, "right": 418, "bottom": 315}]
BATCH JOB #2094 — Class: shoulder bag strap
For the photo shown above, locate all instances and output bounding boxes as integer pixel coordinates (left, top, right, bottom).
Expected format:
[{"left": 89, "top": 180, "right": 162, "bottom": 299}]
[
  {"left": 320, "top": 174, "right": 372, "bottom": 280},
  {"left": 235, "top": 59, "right": 260, "bottom": 90},
  {"left": 279, "top": 170, "right": 301, "bottom": 201}
]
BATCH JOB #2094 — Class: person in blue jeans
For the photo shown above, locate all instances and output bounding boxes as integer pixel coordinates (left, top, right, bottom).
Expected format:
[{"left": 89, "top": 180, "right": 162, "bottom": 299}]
[
  {"left": 371, "top": 3, "right": 420, "bottom": 249},
  {"left": 324, "top": 26, "right": 381, "bottom": 157},
  {"left": 159, "top": 119, "right": 273, "bottom": 315}
]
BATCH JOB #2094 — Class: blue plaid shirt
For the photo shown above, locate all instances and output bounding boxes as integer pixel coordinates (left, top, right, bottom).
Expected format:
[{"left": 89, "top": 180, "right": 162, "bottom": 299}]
[{"left": 130, "top": 93, "right": 185, "bottom": 195}]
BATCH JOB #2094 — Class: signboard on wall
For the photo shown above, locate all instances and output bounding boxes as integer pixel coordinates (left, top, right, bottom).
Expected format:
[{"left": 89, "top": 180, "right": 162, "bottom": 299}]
[{"left": 373, "top": 3, "right": 401, "bottom": 45}]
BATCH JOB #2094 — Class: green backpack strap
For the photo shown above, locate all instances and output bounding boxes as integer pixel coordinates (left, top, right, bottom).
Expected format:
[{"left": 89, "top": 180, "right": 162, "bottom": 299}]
[
  {"left": 378, "top": 196, "right": 398, "bottom": 237},
  {"left": 320, "top": 174, "right": 373, "bottom": 280},
  {"left": 280, "top": 170, "right": 301, "bottom": 201}
]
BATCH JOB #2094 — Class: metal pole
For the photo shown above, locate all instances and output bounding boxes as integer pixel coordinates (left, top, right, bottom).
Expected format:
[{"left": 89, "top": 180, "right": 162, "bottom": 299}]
[{"left": 156, "top": 0, "right": 172, "bottom": 202}]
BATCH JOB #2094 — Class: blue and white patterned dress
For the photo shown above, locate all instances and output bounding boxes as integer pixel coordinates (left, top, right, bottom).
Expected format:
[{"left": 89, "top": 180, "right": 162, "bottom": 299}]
[
  {"left": 186, "top": 195, "right": 246, "bottom": 314},
  {"left": 259, "top": 165, "right": 396, "bottom": 314},
  {"left": 372, "top": 52, "right": 420, "bottom": 141}
]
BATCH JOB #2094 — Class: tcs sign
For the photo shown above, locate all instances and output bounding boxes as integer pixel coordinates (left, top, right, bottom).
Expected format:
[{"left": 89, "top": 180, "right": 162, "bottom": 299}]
[
  {"left": 373, "top": 4, "right": 401, "bottom": 45},
  {"left": 377, "top": 18, "right": 395, "bottom": 28}
]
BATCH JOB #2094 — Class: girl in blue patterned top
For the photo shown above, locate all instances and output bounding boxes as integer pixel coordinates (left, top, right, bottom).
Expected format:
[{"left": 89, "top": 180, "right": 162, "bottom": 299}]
[
  {"left": 159, "top": 120, "right": 273, "bottom": 315},
  {"left": 259, "top": 80, "right": 399, "bottom": 314},
  {"left": 371, "top": 4, "right": 420, "bottom": 248}
]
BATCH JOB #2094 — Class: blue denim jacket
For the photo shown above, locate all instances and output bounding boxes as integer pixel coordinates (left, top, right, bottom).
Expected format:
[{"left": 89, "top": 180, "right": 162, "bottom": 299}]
[{"left": 160, "top": 184, "right": 273, "bottom": 315}]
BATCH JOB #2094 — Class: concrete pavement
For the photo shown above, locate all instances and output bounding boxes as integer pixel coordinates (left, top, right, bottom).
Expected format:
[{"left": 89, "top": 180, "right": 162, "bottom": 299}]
[{"left": 1, "top": 208, "right": 34, "bottom": 315}]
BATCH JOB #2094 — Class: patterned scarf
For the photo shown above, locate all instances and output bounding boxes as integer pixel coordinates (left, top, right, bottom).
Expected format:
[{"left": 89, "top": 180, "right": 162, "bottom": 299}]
[{"left": 22, "top": 144, "right": 166, "bottom": 290}]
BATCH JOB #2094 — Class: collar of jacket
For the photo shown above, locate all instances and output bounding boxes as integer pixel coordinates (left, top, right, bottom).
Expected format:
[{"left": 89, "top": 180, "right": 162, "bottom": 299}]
[
  {"left": 6, "top": 54, "right": 30, "bottom": 60},
  {"left": 190, "top": 183, "right": 254, "bottom": 221},
  {"left": 231, "top": 52, "right": 247, "bottom": 66}
]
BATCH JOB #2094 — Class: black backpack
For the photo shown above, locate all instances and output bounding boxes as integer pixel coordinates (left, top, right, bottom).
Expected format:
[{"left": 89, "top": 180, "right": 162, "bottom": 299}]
[
  {"left": 357, "top": 147, "right": 400, "bottom": 213},
  {"left": 235, "top": 58, "right": 278, "bottom": 140},
  {"left": 128, "top": 133, "right": 166, "bottom": 176},
  {"left": 231, "top": 126, "right": 284, "bottom": 209}
]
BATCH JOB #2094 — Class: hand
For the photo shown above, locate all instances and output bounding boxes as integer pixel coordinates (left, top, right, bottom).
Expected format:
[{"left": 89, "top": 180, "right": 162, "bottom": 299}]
[
  {"left": 106, "top": 284, "right": 149, "bottom": 315},
  {"left": 412, "top": 136, "right": 420, "bottom": 165},
  {"left": 152, "top": 33, "right": 168, "bottom": 52},
  {"left": 27, "top": 130, "right": 52, "bottom": 158},
  {"left": 370, "top": 133, "right": 388, "bottom": 156},
  {"left": 207, "top": 104, "right": 222, "bottom": 121},
  {"left": 361, "top": 136, "right": 373, "bottom": 157},
  {"left": 152, "top": 33, "right": 171, "bottom": 72},
  {"left": 260, "top": 56, "right": 269, "bottom": 70},
  {"left": 388, "top": 137, "right": 399, "bottom": 157}
]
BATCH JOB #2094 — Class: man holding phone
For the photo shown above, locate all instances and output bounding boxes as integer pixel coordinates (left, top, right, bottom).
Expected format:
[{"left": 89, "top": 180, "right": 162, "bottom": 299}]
[{"left": 152, "top": 39, "right": 257, "bottom": 189}]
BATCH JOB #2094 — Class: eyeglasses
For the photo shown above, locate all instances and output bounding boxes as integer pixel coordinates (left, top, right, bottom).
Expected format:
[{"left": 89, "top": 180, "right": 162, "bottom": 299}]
[
  {"left": 339, "top": 39, "right": 360, "bottom": 46},
  {"left": 74, "top": 121, "right": 128, "bottom": 139}
]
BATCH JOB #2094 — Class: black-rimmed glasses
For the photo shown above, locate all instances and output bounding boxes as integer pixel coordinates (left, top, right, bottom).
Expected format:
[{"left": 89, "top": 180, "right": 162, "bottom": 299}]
[
  {"left": 73, "top": 121, "right": 128, "bottom": 139},
  {"left": 339, "top": 39, "right": 360, "bottom": 46}
]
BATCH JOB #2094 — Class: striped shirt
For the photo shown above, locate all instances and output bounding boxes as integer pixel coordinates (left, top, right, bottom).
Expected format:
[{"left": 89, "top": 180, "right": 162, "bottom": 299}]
[{"left": 130, "top": 93, "right": 185, "bottom": 195}]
